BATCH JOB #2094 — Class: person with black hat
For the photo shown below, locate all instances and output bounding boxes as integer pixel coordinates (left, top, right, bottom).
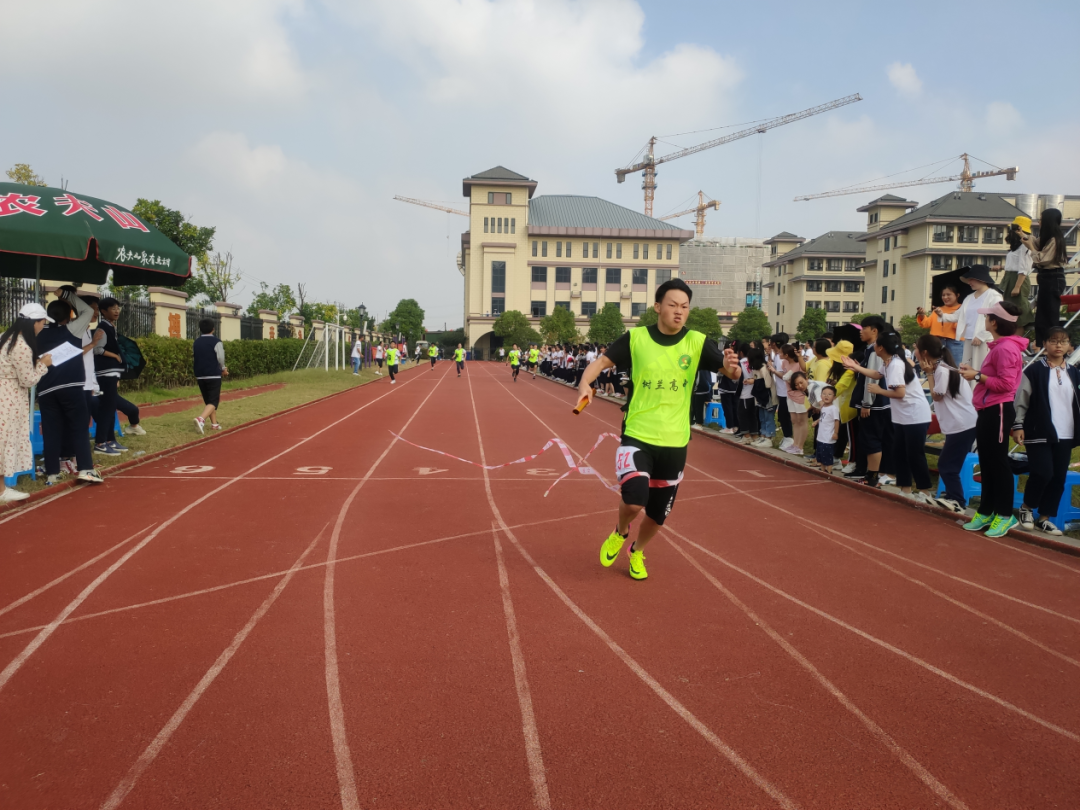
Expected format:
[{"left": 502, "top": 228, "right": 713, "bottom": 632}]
[{"left": 938, "top": 265, "right": 1002, "bottom": 373}]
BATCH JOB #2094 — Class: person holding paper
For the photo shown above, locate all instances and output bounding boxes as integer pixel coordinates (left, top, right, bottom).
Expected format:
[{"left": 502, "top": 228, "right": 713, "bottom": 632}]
[{"left": 0, "top": 304, "right": 54, "bottom": 502}]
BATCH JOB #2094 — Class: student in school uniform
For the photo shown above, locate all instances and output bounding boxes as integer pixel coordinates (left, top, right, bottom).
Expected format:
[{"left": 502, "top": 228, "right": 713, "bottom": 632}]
[
  {"left": 193, "top": 318, "right": 228, "bottom": 433},
  {"left": 92, "top": 297, "right": 127, "bottom": 454}
]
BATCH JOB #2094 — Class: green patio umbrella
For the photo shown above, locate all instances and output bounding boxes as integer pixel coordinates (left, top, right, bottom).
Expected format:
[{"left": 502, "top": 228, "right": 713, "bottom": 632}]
[{"left": 0, "top": 182, "right": 191, "bottom": 287}]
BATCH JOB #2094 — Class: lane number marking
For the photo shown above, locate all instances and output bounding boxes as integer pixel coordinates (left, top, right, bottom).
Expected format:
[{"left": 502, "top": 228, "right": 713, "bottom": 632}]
[
  {"left": 526, "top": 468, "right": 558, "bottom": 477},
  {"left": 415, "top": 467, "right": 448, "bottom": 476},
  {"left": 171, "top": 465, "right": 215, "bottom": 474},
  {"left": 295, "top": 466, "right": 332, "bottom": 475}
]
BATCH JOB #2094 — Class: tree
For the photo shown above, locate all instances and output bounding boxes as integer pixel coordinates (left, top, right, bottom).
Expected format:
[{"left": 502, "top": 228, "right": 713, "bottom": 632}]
[
  {"left": 493, "top": 309, "right": 541, "bottom": 349},
  {"left": 5, "top": 164, "right": 46, "bottom": 186},
  {"left": 587, "top": 303, "right": 626, "bottom": 344},
  {"left": 636, "top": 306, "right": 659, "bottom": 327},
  {"left": 728, "top": 306, "right": 771, "bottom": 343},
  {"left": 435, "top": 328, "right": 467, "bottom": 355},
  {"left": 848, "top": 312, "right": 870, "bottom": 324},
  {"left": 686, "top": 307, "right": 724, "bottom": 341},
  {"left": 898, "top": 314, "right": 929, "bottom": 345},
  {"left": 247, "top": 282, "right": 296, "bottom": 317},
  {"left": 380, "top": 299, "right": 426, "bottom": 344},
  {"left": 197, "top": 251, "right": 242, "bottom": 303},
  {"left": 795, "top": 307, "right": 828, "bottom": 343},
  {"left": 132, "top": 199, "right": 217, "bottom": 299},
  {"left": 539, "top": 306, "right": 579, "bottom": 344}
]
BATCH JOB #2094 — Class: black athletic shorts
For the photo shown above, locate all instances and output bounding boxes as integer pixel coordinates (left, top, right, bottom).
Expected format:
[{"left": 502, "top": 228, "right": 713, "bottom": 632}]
[
  {"left": 198, "top": 378, "right": 222, "bottom": 408},
  {"left": 860, "top": 408, "right": 892, "bottom": 455},
  {"left": 456, "top": 360, "right": 464, "bottom": 371},
  {"left": 615, "top": 436, "right": 687, "bottom": 526},
  {"left": 527, "top": 361, "right": 537, "bottom": 370}
]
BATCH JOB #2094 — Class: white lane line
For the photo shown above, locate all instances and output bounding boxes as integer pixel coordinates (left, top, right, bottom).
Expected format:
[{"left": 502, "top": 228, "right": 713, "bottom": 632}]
[
  {"left": 0, "top": 531, "right": 143, "bottom": 619},
  {"left": 983, "top": 536, "right": 1080, "bottom": 575},
  {"left": 671, "top": 528, "right": 1080, "bottom": 743},
  {"left": 663, "top": 531, "right": 971, "bottom": 810},
  {"left": 99, "top": 524, "right": 327, "bottom": 810},
  {"left": 0, "top": 374, "right": 421, "bottom": 695},
  {"left": 323, "top": 363, "right": 451, "bottom": 810},
  {"left": 470, "top": 370, "right": 793, "bottom": 810},
  {"left": 467, "top": 375, "right": 553, "bottom": 810},
  {"left": 542, "top": 379, "right": 1080, "bottom": 626}
]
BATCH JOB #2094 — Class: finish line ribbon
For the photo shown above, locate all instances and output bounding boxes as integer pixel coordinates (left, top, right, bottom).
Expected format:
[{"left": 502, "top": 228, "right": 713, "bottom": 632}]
[{"left": 389, "top": 431, "right": 622, "bottom": 496}]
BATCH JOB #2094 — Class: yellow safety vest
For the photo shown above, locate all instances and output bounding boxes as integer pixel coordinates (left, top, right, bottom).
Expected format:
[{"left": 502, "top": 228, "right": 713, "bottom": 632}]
[
  {"left": 386, "top": 348, "right": 399, "bottom": 365},
  {"left": 509, "top": 350, "right": 520, "bottom": 366},
  {"left": 454, "top": 349, "right": 464, "bottom": 362},
  {"left": 625, "top": 327, "right": 704, "bottom": 447},
  {"left": 429, "top": 346, "right": 438, "bottom": 357}
]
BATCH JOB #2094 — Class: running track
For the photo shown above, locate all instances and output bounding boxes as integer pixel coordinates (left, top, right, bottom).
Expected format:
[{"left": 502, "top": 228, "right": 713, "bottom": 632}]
[{"left": 1, "top": 360, "right": 1077, "bottom": 809}]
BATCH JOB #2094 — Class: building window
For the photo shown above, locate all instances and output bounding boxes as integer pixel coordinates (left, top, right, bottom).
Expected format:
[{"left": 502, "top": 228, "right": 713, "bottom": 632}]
[
  {"left": 633, "top": 244, "right": 640, "bottom": 259},
  {"left": 891, "top": 289, "right": 895, "bottom": 301},
  {"left": 606, "top": 243, "right": 613, "bottom": 259},
  {"left": 933, "top": 224, "right": 954, "bottom": 243},
  {"left": 531, "top": 240, "right": 537, "bottom": 257},
  {"left": 531, "top": 301, "right": 546, "bottom": 317},
  {"left": 632, "top": 268, "right": 648, "bottom": 285},
  {"left": 555, "top": 267, "right": 571, "bottom": 284},
  {"left": 592, "top": 242, "right": 599, "bottom": 258},
  {"left": 825, "top": 301, "right": 841, "bottom": 313},
  {"left": 808, "top": 259, "right": 823, "bottom": 271},
  {"left": 554, "top": 301, "right": 571, "bottom": 311},
  {"left": 655, "top": 268, "right": 671, "bottom": 285},
  {"left": 566, "top": 241, "right": 571, "bottom": 258},
  {"left": 643, "top": 244, "right": 649, "bottom": 260},
  {"left": 632, "top": 302, "right": 648, "bottom": 317},
  {"left": 542, "top": 241, "right": 548, "bottom": 257},
  {"left": 843, "top": 281, "right": 862, "bottom": 293},
  {"left": 666, "top": 244, "right": 672, "bottom": 260},
  {"left": 828, "top": 259, "right": 843, "bottom": 272},
  {"left": 845, "top": 259, "right": 861, "bottom": 271},
  {"left": 777, "top": 303, "right": 781, "bottom": 315},
  {"left": 491, "top": 297, "right": 505, "bottom": 315},
  {"left": 556, "top": 242, "right": 562, "bottom": 258},
  {"left": 958, "top": 225, "right": 979, "bottom": 244},
  {"left": 581, "top": 301, "right": 597, "bottom": 317},
  {"left": 510, "top": 218, "right": 515, "bottom": 234},
  {"left": 882, "top": 260, "right": 889, "bottom": 277},
  {"left": 606, "top": 268, "right": 621, "bottom": 285},
  {"left": 582, "top": 242, "right": 588, "bottom": 257},
  {"left": 930, "top": 255, "right": 953, "bottom": 271},
  {"left": 484, "top": 217, "right": 489, "bottom": 233},
  {"left": 582, "top": 268, "right": 598, "bottom": 285},
  {"left": 486, "top": 192, "right": 511, "bottom": 204},
  {"left": 805, "top": 301, "right": 821, "bottom": 310},
  {"left": 825, "top": 281, "right": 841, "bottom": 292},
  {"left": 884, "top": 237, "right": 890, "bottom": 251},
  {"left": 616, "top": 243, "right": 623, "bottom": 259},
  {"left": 805, "top": 280, "right": 822, "bottom": 292},
  {"left": 491, "top": 261, "right": 506, "bottom": 294},
  {"left": 881, "top": 285, "right": 888, "bottom": 304},
  {"left": 843, "top": 300, "right": 861, "bottom": 312},
  {"left": 532, "top": 266, "right": 547, "bottom": 283}
]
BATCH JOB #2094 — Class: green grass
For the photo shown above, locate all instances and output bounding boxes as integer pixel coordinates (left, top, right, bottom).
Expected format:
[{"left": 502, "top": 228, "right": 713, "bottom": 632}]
[{"left": 12, "top": 365, "right": 392, "bottom": 495}]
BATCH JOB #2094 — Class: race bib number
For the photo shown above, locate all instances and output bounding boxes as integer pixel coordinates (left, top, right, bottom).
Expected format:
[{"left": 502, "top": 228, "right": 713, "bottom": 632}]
[{"left": 615, "top": 447, "right": 637, "bottom": 478}]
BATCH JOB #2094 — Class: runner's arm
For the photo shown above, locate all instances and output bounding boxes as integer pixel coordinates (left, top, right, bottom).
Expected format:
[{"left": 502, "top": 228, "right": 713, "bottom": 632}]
[
  {"left": 699, "top": 340, "right": 741, "bottom": 380},
  {"left": 577, "top": 355, "right": 615, "bottom": 405}
]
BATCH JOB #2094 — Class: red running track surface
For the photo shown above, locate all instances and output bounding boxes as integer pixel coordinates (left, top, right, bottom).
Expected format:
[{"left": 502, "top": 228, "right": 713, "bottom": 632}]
[{"left": 0, "top": 359, "right": 1077, "bottom": 809}]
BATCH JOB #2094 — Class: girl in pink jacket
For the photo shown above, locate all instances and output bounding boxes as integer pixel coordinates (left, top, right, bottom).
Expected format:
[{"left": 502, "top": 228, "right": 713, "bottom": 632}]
[{"left": 958, "top": 301, "right": 1028, "bottom": 537}]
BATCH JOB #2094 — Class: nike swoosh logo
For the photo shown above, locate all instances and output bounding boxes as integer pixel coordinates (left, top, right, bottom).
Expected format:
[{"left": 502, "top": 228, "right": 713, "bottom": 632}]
[{"left": 604, "top": 551, "right": 618, "bottom": 563}]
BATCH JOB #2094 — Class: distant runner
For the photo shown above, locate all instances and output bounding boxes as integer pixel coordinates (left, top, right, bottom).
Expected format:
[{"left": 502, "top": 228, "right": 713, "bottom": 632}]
[
  {"left": 454, "top": 344, "right": 466, "bottom": 377},
  {"left": 428, "top": 343, "right": 438, "bottom": 368},
  {"left": 386, "top": 344, "right": 400, "bottom": 384},
  {"left": 527, "top": 344, "right": 540, "bottom": 379},
  {"left": 508, "top": 344, "right": 521, "bottom": 382}
]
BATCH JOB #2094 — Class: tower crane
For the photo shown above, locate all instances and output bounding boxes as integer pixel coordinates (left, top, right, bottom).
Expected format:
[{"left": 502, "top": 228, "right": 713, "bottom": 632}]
[
  {"left": 394, "top": 195, "right": 469, "bottom": 216},
  {"left": 616, "top": 93, "right": 862, "bottom": 217},
  {"left": 658, "top": 191, "right": 720, "bottom": 238},
  {"left": 793, "top": 153, "right": 1018, "bottom": 201}
]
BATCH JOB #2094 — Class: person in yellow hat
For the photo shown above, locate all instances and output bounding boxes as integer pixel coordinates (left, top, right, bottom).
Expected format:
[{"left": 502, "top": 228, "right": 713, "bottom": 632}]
[
  {"left": 991, "top": 215, "right": 1034, "bottom": 331},
  {"left": 822, "top": 340, "right": 857, "bottom": 471}
]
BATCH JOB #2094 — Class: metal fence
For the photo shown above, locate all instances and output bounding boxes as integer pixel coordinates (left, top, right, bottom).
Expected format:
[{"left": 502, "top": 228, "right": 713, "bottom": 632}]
[
  {"left": 278, "top": 320, "right": 292, "bottom": 338},
  {"left": 186, "top": 307, "right": 221, "bottom": 340},
  {"left": 116, "top": 297, "right": 157, "bottom": 338},
  {"left": 240, "top": 316, "right": 263, "bottom": 340},
  {"left": 0, "top": 278, "right": 42, "bottom": 329}
]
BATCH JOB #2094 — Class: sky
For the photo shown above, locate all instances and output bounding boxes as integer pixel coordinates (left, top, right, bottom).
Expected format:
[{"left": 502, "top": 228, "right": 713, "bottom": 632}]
[{"left": 3, "top": 0, "right": 1078, "bottom": 329}]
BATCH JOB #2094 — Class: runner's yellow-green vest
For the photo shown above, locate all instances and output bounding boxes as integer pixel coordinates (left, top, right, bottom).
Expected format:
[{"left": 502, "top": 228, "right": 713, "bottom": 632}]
[
  {"left": 386, "top": 347, "right": 399, "bottom": 365},
  {"left": 429, "top": 346, "right": 438, "bottom": 357},
  {"left": 528, "top": 348, "right": 539, "bottom": 363},
  {"left": 509, "top": 350, "right": 520, "bottom": 366},
  {"left": 625, "top": 327, "right": 704, "bottom": 448},
  {"left": 454, "top": 348, "right": 464, "bottom": 362}
]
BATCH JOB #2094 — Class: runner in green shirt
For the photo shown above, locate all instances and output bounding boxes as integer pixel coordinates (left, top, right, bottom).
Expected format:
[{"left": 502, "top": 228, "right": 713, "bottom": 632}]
[
  {"left": 428, "top": 343, "right": 438, "bottom": 369},
  {"left": 385, "top": 345, "right": 400, "bottom": 384},
  {"left": 508, "top": 344, "right": 521, "bottom": 382},
  {"left": 527, "top": 345, "right": 540, "bottom": 379},
  {"left": 577, "top": 279, "right": 739, "bottom": 580},
  {"left": 453, "top": 344, "right": 466, "bottom": 377}
]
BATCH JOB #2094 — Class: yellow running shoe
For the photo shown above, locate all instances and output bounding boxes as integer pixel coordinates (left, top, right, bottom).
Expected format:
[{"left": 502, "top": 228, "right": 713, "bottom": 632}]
[
  {"left": 600, "top": 529, "right": 627, "bottom": 567},
  {"left": 628, "top": 546, "right": 647, "bottom": 580}
]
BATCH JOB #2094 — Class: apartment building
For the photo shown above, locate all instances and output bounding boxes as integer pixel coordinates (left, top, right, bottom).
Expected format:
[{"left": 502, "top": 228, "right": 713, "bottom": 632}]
[
  {"left": 677, "top": 237, "right": 769, "bottom": 330},
  {"left": 762, "top": 230, "right": 865, "bottom": 335},
  {"left": 460, "top": 166, "right": 693, "bottom": 355}
]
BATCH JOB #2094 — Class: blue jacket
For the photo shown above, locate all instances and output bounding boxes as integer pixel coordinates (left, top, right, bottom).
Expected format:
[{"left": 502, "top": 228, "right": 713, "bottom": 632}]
[{"left": 1012, "top": 358, "right": 1080, "bottom": 446}]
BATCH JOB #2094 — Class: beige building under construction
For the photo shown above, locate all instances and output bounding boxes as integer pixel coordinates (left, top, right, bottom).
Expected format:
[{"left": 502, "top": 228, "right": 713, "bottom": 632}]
[{"left": 676, "top": 237, "right": 769, "bottom": 330}]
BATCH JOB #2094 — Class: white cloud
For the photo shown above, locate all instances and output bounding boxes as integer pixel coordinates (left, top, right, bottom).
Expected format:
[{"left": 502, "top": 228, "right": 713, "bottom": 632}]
[
  {"left": 986, "top": 101, "right": 1024, "bottom": 134},
  {"left": 886, "top": 62, "right": 923, "bottom": 98}
]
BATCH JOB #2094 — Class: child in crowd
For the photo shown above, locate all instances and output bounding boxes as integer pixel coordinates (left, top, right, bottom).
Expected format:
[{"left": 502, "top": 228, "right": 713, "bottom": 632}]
[
  {"left": 808, "top": 385, "right": 839, "bottom": 469},
  {"left": 843, "top": 316, "right": 895, "bottom": 488},
  {"left": 916, "top": 335, "right": 978, "bottom": 514},
  {"left": 784, "top": 371, "right": 809, "bottom": 455},
  {"left": 767, "top": 333, "right": 793, "bottom": 448},
  {"left": 747, "top": 346, "right": 775, "bottom": 447},
  {"left": 736, "top": 345, "right": 761, "bottom": 443},
  {"left": 824, "top": 341, "right": 856, "bottom": 470},
  {"left": 868, "top": 333, "right": 933, "bottom": 502},
  {"left": 1011, "top": 327, "right": 1079, "bottom": 535},
  {"left": 959, "top": 301, "right": 1027, "bottom": 537}
]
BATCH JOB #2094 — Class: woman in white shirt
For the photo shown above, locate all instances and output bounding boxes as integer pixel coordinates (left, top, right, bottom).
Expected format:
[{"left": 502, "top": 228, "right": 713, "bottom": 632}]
[
  {"left": 916, "top": 335, "right": 978, "bottom": 513},
  {"left": 868, "top": 332, "right": 933, "bottom": 500},
  {"left": 939, "top": 265, "right": 1003, "bottom": 372}
]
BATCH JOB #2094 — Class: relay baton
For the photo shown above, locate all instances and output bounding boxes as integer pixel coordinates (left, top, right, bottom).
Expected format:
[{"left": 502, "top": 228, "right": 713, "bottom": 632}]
[{"left": 573, "top": 395, "right": 590, "bottom": 415}]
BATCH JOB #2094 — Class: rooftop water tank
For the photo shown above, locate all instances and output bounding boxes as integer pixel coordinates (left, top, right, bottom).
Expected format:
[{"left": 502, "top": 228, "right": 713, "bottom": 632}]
[
  {"left": 1040, "top": 194, "right": 1065, "bottom": 216},
  {"left": 1016, "top": 194, "right": 1039, "bottom": 218}
]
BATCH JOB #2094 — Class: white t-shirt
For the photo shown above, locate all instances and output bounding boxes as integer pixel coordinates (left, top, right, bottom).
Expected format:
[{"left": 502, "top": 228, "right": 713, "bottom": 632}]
[
  {"left": 375, "top": 346, "right": 384, "bottom": 359},
  {"left": 960, "top": 290, "right": 987, "bottom": 340},
  {"left": 884, "top": 356, "right": 932, "bottom": 425},
  {"left": 82, "top": 327, "right": 100, "bottom": 392},
  {"left": 739, "top": 359, "right": 754, "bottom": 399},
  {"left": 930, "top": 364, "right": 977, "bottom": 434},
  {"left": 771, "top": 352, "right": 788, "bottom": 397},
  {"left": 351, "top": 340, "right": 362, "bottom": 359},
  {"left": 1047, "top": 363, "right": 1075, "bottom": 441},
  {"left": 586, "top": 350, "right": 597, "bottom": 364},
  {"left": 817, "top": 403, "right": 840, "bottom": 444},
  {"left": 499, "top": 348, "right": 505, "bottom": 357}
]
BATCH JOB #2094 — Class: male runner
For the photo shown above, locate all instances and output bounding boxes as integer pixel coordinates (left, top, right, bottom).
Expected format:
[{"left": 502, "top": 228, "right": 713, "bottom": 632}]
[
  {"left": 508, "top": 344, "right": 521, "bottom": 381},
  {"left": 454, "top": 343, "right": 466, "bottom": 377},
  {"left": 428, "top": 343, "right": 438, "bottom": 368},
  {"left": 386, "top": 344, "right": 400, "bottom": 384},
  {"left": 578, "top": 278, "right": 739, "bottom": 580},
  {"left": 527, "top": 344, "right": 540, "bottom": 379},
  {"left": 374, "top": 343, "right": 384, "bottom": 375}
]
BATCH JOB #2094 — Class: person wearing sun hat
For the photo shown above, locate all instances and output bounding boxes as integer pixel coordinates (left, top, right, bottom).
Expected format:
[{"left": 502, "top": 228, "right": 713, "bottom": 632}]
[
  {"left": 0, "top": 304, "right": 55, "bottom": 502},
  {"left": 938, "top": 264, "right": 1003, "bottom": 373},
  {"left": 991, "top": 215, "right": 1034, "bottom": 331},
  {"left": 824, "top": 339, "right": 857, "bottom": 469}
]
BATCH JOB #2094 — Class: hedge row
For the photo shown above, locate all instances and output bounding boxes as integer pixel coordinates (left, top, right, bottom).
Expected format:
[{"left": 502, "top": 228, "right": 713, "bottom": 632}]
[{"left": 120, "top": 335, "right": 307, "bottom": 390}]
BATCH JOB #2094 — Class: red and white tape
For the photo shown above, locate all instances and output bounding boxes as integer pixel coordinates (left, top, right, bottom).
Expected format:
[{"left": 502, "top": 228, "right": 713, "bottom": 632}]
[{"left": 389, "top": 431, "right": 622, "bottom": 496}]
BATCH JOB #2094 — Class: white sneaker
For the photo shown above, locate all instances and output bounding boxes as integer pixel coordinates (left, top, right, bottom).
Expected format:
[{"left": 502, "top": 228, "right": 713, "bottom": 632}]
[
  {"left": 933, "top": 497, "right": 965, "bottom": 514},
  {"left": 390, "top": 379, "right": 396, "bottom": 384},
  {"left": 879, "top": 474, "right": 896, "bottom": 486},
  {"left": 779, "top": 437, "right": 794, "bottom": 450},
  {"left": 0, "top": 488, "right": 29, "bottom": 502},
  {"left": 77, "top": 469, "right": 104, "bottom": 484},
  {"left": 752, "top": 437, "right": 773, "bottom": 448},
  {"left": 842, "top": 463, "right": 857, "bottom": 474},
  {"left": 127, "top": 424, "right": 147, "bottom": 436},
  {"left": 194, "top": 417, "right": 205, "bottom": 434}
]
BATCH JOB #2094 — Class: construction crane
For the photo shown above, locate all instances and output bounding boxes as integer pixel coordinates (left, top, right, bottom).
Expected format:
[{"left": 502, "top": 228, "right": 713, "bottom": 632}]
[
  {"left": 615, "top": 93, "right": 862, "bottom": 217},
  {"left": 394, "top": 195, "right": 469, "bottom": 217},
  {"left": 658, "top": 191, "right": 720, "bottom": 238},
  {"left": 794, "top": 153, "right": 1018, "bottom": 201}
]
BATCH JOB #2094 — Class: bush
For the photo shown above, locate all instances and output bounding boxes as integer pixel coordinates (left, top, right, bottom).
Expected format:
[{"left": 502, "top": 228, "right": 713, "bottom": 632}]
[{"left": 121, "top": 335, "right": 306, "bottom": 391}]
